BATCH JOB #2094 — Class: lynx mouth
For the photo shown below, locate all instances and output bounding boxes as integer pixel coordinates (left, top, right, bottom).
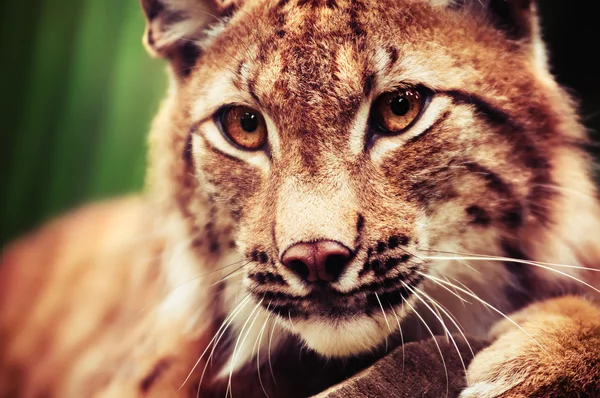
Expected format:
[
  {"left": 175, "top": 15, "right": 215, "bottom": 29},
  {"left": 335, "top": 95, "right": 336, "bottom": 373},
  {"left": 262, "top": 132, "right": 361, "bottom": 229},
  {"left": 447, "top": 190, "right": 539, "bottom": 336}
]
[
  {"left": 254, "top": 273, "right": 424, "bottom": 357},
  {"left": 257, "top": 272, "right": 424, "bottom": 320}
]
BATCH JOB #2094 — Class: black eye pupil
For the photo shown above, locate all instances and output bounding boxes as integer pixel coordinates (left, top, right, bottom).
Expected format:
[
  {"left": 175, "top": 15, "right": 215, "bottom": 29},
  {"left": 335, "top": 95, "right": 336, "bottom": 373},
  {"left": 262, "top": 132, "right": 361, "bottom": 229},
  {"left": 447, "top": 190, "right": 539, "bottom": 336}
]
[
  {"left": 390, "top": 96, "right": 410, "bottom": 116},
  {"left": 240, "top": 112, "right": 258, "bottom": 132}
]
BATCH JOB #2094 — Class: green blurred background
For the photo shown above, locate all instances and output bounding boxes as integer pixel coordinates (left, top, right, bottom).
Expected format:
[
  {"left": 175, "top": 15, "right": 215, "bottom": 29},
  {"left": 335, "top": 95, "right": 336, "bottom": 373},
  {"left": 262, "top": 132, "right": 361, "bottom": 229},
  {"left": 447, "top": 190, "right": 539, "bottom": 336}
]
[{"left": 1, "top": 2, "right": 599, "bottom": 245}]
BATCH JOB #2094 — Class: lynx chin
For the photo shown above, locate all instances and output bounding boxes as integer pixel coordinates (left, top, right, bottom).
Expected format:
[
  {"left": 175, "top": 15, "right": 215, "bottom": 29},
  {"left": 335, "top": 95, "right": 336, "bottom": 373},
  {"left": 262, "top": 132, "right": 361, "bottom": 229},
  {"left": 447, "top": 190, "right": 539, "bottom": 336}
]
[{"left": 1, "top": 0, "right": 600, "bottom": 397}]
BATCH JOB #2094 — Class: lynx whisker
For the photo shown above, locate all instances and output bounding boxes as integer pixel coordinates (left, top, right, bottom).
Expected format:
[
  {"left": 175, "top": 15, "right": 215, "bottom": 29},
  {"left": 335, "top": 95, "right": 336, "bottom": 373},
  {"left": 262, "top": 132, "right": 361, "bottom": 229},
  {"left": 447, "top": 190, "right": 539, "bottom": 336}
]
[
  {"left": 531, "top": 182, "right": 600, "bottom": 201},
  {"left": 374, "top": 292, "right": 392, "bottom": 352},
  {"left": 440, "top": 275, "right": 472, "bottom": 306},
  {"left": 208, "top": 269, "right": 245, "bottom": 288},
  {"left": 226, "top": 298, "right": 264, "bottom": 398},
  {"left": 174, "top": 260, "right": 249, "bottom": 290},
  {"left": 389, "top": 304, "right": 406, "bottom": 374},
  {"left": 198, "top": 295, "right": 254, "bottom": 394},
  {"left": 422, "top": 255, "right": 600, "bottom": 295},
  {"left": 418, "top": 287, "right": 475, "bottom": 359},
  {"left": 255, "top": 308, "right": 272, "bottom": 398},
  {"left": 252, "top": 301, "right": 272, "bottom": 359},
  {"left": 406, "top": 283, "right": 469, "bottom": 382},
  {"left": 401, "top": 296, "right": 449, "bottom": 398},
  {"left": 422, "top": 250, "right": 600, "bottom": 272},
  {"left": 183, "top": 294, "right": 252, "bottom": 392},
  {"left": 421, "top": 273, "right": 549, "bottom": 356},
  {"left": 268, "top": 317, "right": 279, "bottom": 388}
]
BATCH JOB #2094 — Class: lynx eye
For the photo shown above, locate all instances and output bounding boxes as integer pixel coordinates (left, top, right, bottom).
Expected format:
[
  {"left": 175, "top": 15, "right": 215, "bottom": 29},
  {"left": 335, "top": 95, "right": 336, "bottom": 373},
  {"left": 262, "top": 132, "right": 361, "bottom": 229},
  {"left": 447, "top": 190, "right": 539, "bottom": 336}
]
[
  {"left": 218, "top": 106, "right": 267, "bottom": 150},
  {"left": 371, "top": 88, "right": 426, "bottom": 134}
]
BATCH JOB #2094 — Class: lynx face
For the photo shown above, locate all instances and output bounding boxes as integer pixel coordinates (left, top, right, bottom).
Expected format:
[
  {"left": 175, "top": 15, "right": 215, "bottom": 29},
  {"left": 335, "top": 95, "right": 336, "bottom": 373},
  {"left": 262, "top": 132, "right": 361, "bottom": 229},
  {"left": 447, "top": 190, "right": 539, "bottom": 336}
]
[{"left": 143, "top": 0, "right": 592, "bottom": 358}]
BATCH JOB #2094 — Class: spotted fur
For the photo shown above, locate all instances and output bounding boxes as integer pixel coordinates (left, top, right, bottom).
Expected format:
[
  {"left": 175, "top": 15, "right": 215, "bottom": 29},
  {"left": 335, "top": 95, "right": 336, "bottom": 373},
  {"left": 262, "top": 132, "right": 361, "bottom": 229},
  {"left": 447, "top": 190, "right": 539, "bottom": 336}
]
[{"left": 2, "top": 0, "right": 600, "bottom": 396}]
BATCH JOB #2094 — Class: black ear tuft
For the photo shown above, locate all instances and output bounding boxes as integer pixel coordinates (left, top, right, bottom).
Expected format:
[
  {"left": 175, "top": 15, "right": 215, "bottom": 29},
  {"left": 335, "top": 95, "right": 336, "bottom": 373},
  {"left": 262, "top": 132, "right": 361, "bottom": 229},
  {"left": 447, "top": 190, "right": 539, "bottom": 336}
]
[
  {"left": 487, "top": 0, "right": 533, "bottom": 39},
  {"left": 141, "top": 0, "right": 165, "bottom": 21},
  {"left": 451, "top": 0, "right": 536, "bottom": 40}
]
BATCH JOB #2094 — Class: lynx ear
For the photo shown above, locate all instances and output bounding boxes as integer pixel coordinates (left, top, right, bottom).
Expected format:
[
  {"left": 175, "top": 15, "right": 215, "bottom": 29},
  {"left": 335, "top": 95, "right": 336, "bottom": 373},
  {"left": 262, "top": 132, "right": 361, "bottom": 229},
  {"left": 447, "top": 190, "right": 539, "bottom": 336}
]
[
  {"left": 140, "top": 0, "right": 240, "bottom": 75},
  {"left": 446, "top": 0, "right": 548, "bottom": 69},
  {"left": 446, "top": 0, "right": 536, "bottom": 40}
]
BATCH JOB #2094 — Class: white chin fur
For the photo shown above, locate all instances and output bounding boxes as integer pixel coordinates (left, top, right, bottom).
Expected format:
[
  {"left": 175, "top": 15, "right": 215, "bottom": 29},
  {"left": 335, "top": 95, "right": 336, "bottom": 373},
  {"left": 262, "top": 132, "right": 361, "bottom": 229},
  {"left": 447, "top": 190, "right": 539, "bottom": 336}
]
[{"left": 291, "top": 314, "right": 394, "bottom": 358}]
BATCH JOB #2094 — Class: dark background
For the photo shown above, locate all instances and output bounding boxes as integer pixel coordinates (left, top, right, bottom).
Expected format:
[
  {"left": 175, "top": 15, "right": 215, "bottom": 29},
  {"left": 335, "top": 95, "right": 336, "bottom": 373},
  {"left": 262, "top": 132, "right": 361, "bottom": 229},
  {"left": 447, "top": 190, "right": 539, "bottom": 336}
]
[{"left": 1, "top": 2, "right": 599, "bottom": 245}]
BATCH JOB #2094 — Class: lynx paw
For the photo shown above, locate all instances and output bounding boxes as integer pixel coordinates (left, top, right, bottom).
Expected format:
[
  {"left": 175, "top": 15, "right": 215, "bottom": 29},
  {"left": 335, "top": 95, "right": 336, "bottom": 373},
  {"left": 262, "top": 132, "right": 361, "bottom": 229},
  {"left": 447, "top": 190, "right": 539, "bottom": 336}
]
[
  {"left": 460, "top": 383, "right": 526, "bottom": 398},
  {"left": 459, "top": 296, "right": 600, "bottom": 398},
  {"left": 458, "top": 332, "right": 533, "bottom": 398}
]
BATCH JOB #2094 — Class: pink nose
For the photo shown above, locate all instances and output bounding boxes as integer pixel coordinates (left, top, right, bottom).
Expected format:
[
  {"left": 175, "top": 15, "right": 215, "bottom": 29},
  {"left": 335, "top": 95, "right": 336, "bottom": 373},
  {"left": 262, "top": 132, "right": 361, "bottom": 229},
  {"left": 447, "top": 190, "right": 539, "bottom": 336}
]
[{"left": 281, "top": 241, "right": 352, "bottom": 283}]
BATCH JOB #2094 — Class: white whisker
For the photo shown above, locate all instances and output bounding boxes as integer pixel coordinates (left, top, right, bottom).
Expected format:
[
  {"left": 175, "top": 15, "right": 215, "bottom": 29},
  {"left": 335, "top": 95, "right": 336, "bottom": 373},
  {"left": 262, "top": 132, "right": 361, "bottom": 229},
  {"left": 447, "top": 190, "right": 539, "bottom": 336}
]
[
  {"left": 415, "top": 286, "right": 475, "bottom": 359},
  {"left": 407, "top": 283, "right": 469, "bottom": 382},
  {"left": 422, "top": 255, "right": 600, "bottom": 295},
  {"left": 255, "top": 310, "right": 272, "bottom": 398},
  {"left": 443, "top": 275, "right": 476, "bottom": 301},
  {"left": 401, "top": 297, "right": 449, "bottom": 398},
  {"left": 440, "top": 275, "right": 472, "bottom": 305},
  {"left": 422, "top": 250, "right": 600, "bottom": 272},
  {"left": 226, "top": 299, "right": 264, "bottom": 398},
  {"left": 268, "top": 316, "right": 279, "bottom": 388},
  {"left": 175, "top": 260, "right": 249, "bottom": 290},
  {"left": 209, "top": 270, "right": 245, "bottom": 288},
  {"left": 182, "top": 294, "right": 252, "bottom": 392},
  {"left": 433, "top": 304, "right": 474, "bottom": 360},
  {"left": 375, "top": 292, "right": 392, "bottom": 352},
  {"left": 390, "top": 304, "right": 405, "bottom": 374},
  {"left": 421, "top": 273, "right": 549, "bottom": 356},
  {"left": 196, "top": 294, "right": 254, "bottom": 395},
  {"left": 531, "top": 182, "right": 599, "bottom": 201}
]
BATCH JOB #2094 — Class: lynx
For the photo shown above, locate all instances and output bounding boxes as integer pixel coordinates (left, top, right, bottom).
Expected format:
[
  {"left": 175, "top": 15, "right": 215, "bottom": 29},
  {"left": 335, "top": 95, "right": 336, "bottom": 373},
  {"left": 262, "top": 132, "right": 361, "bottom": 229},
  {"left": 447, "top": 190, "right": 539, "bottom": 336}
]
[{"left": 2, "top": 0, "right": 600, "bottom": 397}]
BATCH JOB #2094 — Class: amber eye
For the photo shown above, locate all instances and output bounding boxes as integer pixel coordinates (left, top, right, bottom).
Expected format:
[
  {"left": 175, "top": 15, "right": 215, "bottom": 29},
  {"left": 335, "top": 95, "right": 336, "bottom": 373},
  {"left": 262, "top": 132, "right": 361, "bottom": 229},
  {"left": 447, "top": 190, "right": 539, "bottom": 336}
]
[
  {"left": 371, "top": 88, "right": 426, "bottom": 134},
  {"left": 219, "top": 106, "right": 267, "bottom": 150}
]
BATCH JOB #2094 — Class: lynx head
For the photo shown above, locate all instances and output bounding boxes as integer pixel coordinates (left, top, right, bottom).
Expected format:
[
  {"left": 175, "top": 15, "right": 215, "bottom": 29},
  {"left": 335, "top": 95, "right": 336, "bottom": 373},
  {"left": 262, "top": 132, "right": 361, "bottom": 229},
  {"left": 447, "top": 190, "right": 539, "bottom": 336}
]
[{"left": 141, "top": 0, "right": 600, "bottom": 359}]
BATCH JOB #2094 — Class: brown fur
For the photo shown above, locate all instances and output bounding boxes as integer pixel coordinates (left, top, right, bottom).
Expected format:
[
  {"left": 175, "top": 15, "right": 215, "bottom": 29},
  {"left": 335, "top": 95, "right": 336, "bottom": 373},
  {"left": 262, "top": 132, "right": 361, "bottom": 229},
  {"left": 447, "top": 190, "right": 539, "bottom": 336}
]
[{"left": 2, "top": 0, "right": 600, "bottom": 396}]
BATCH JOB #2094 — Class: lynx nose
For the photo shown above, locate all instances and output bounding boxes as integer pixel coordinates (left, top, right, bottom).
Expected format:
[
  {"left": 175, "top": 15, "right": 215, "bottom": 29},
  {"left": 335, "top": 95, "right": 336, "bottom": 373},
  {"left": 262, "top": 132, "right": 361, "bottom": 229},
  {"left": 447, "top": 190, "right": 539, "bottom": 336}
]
[{"left": 281, "top": 241, "right": 352, "bottom": 283}]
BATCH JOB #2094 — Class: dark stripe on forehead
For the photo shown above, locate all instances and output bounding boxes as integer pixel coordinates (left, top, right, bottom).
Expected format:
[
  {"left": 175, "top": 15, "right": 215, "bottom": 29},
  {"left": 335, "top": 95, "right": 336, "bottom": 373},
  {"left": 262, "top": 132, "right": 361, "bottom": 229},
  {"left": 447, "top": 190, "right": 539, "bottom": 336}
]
[
  {"left": 236, "top": 59, "right": 245, "bottom": 77},
  {"left": 272, "top": 0, "right": 288, "bottom": 36},
  {"left": 349, "top": 0, "right": 366, "bottom": 39},
  {"left": 247, "top": 77, "right": 260, "bottom": 105},
  {"left": 363, "top": 72, "right": 375, "bottom": 97},
  {"left": 386, "top": 46, "right": 399, "bottom": 71}
]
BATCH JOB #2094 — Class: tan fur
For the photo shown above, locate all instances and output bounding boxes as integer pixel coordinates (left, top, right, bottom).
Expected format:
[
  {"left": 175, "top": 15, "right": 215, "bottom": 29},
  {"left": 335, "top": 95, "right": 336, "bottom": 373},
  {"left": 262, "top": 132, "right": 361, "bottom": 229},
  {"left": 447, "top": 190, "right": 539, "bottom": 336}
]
[
  {"left": 0, "top": 198, "right": 215, "bottom": 397},
  {"left": 2, "top": 0, "right": 600, "bottom": 396},
  {"left": 461, "top": 296, "right": 600, "bottom": 397}
]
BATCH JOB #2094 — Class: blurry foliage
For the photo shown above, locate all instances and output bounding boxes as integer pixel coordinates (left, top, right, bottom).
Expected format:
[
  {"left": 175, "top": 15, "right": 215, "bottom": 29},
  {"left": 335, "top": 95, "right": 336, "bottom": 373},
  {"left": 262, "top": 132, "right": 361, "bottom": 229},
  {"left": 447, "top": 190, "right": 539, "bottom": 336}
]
[
  {"left": 1, "top": 2, "right": 599, "bottom": 244},
  {"left": 1, "top": 1, "right": 165, "bottom": 244}
]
